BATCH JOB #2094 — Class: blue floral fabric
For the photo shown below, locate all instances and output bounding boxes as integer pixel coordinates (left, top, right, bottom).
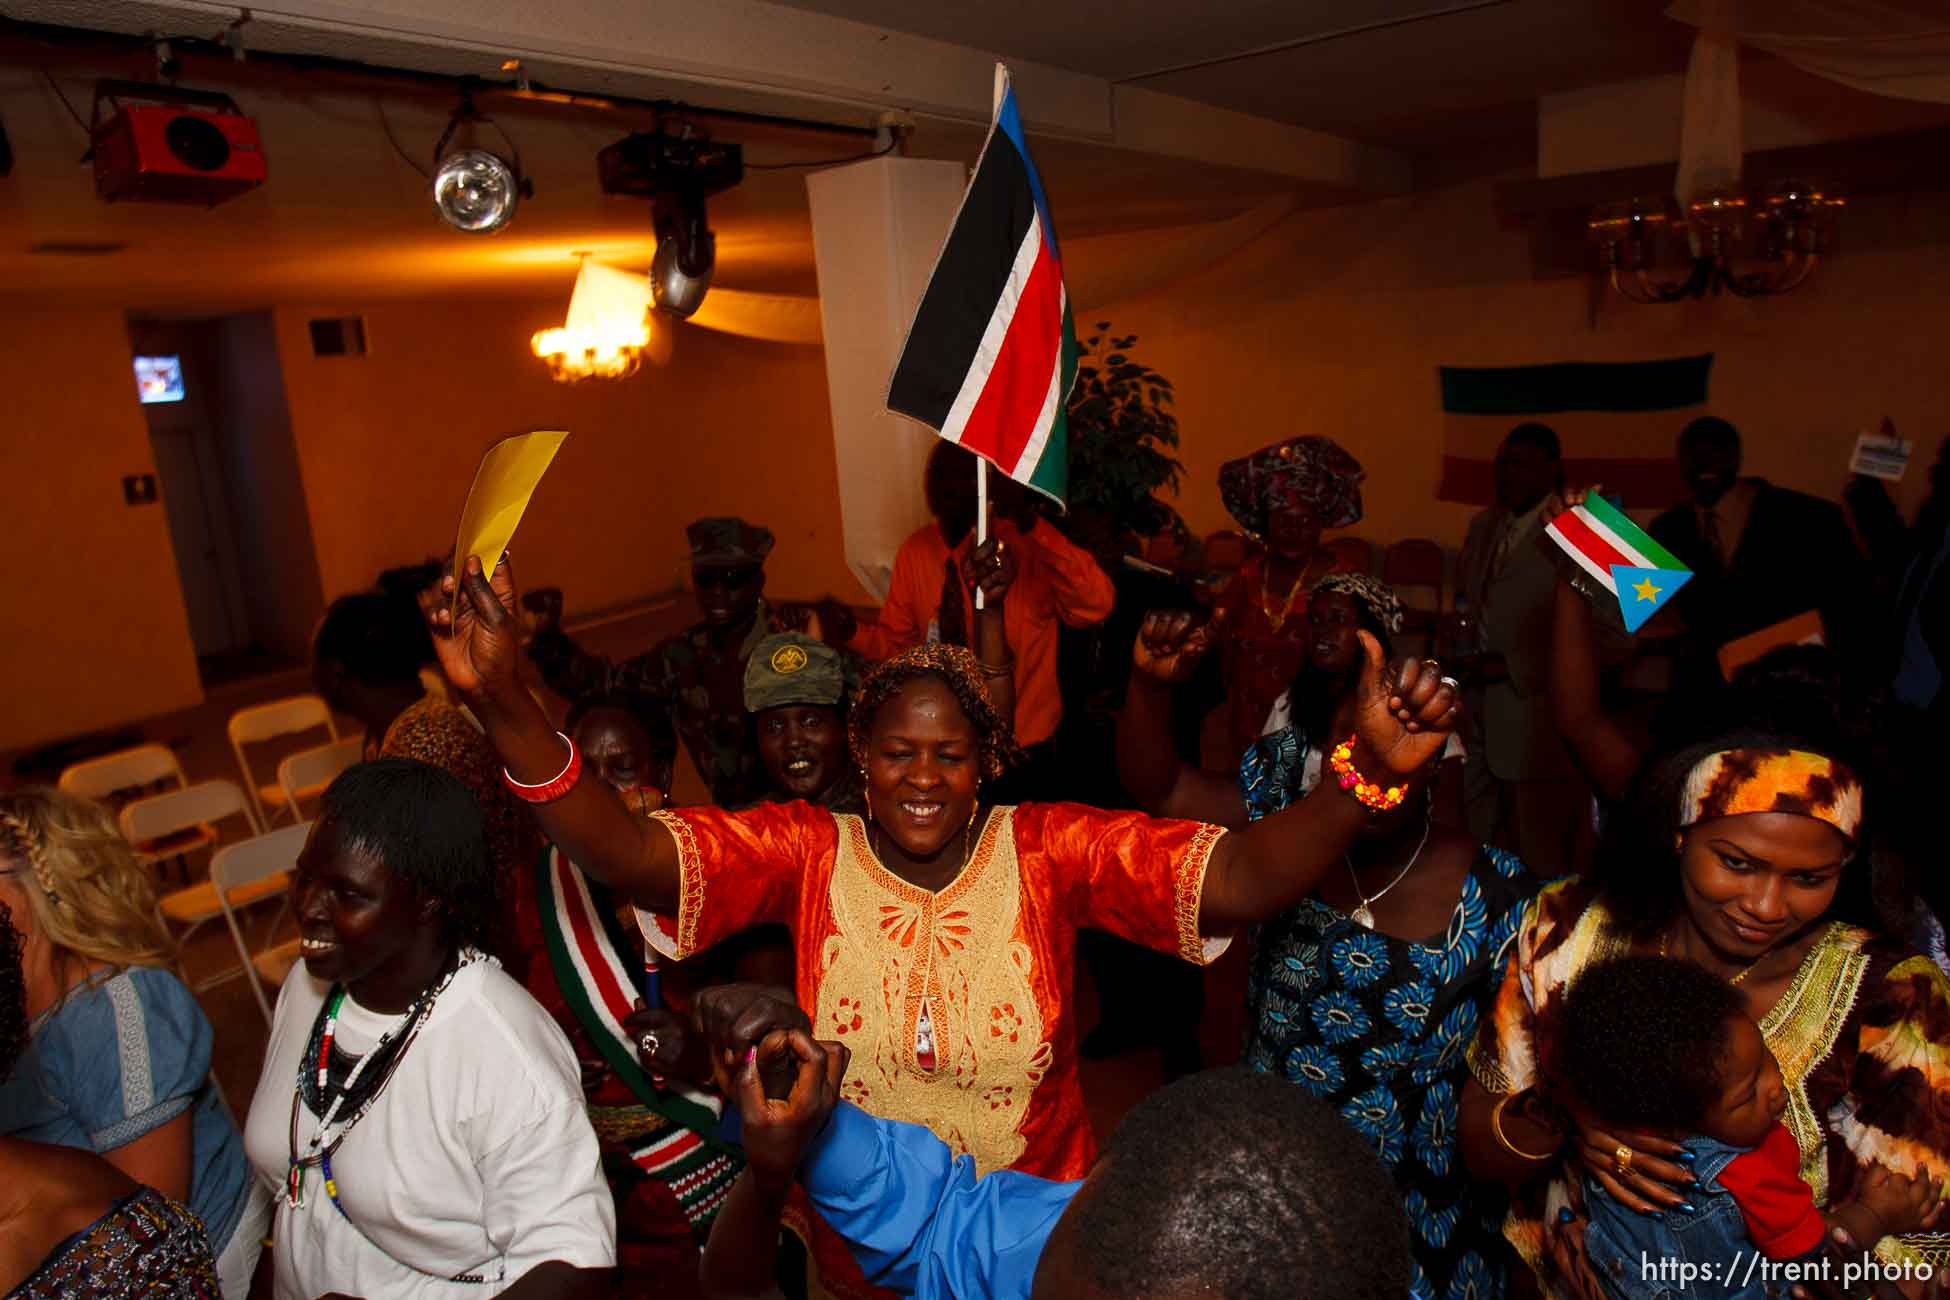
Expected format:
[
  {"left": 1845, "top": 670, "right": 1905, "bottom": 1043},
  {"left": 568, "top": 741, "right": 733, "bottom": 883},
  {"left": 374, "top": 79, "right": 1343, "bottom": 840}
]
[{"left": 1241, "top": 728, "right": 1540, "bottom": 1300}]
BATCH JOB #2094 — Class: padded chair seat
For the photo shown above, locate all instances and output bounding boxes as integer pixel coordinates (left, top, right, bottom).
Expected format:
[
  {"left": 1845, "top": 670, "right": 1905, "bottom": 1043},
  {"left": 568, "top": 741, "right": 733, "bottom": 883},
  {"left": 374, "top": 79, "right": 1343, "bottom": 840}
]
[
  {"left": 253, "top": 939, "right": 303, "bottom": 991},
  {"left": 132, "top": 824, "right": 217, "bottom": 861},
  {"left": 159, "top": 870, "right": 290, "bottom": 924},
  {"left": 260, "top": 781, "right": 329, "bottom": 810}
]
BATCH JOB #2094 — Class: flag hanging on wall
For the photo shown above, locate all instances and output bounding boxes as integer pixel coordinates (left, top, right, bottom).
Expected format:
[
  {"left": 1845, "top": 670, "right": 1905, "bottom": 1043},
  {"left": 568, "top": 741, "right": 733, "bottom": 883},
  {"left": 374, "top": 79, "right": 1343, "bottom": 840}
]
[
  {"left": 1545, "top": 491, "right": 1693, "bottom": 633},
  {"left": 886, "top": 64, "right": 1075, "bottom": 507},
  {"left": 1437, "top": 356, "right": 1714, "bottom": 508}
]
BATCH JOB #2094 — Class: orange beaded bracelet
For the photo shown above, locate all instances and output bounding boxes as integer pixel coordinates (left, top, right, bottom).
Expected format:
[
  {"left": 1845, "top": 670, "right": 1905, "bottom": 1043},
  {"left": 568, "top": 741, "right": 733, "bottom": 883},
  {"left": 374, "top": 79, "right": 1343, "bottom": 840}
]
[{"left": 1329, "top": 736, "right": 1408, "bottom": 811}]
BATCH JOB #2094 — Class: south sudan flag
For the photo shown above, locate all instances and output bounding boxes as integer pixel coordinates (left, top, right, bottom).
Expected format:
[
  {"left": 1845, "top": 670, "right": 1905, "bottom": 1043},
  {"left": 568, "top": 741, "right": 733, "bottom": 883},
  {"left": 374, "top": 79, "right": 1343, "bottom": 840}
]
[
  {"left": 887, "top": 64, "right": 1075, "bottom": 507},
  {"left": 1437, "top": 355, "right": 1714, "bottom": 508}
]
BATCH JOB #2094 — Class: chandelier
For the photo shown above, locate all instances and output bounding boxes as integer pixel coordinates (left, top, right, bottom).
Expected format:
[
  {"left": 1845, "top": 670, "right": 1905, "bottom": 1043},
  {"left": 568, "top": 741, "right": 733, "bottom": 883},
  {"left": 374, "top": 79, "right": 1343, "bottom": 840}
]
[
  {"left": 1587, "top": 180, "right": 1844, "bottom": 304},
  {"left": 530, "top": 254, "right": 653, "bottom": 382}
]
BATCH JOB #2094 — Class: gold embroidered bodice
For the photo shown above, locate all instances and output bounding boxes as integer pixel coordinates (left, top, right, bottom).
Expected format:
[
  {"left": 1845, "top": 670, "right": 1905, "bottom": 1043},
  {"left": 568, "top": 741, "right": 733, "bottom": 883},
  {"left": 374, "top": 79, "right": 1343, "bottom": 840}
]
[{"left": 813, "top": 810, "right": 1053, "bottom": 1175}]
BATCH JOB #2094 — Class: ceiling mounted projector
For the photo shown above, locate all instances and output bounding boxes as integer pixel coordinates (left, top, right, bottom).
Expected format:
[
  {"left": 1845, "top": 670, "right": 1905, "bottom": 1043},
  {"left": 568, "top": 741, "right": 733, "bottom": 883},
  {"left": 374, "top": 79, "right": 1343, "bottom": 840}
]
[
  {"left": 91, "top": 80, "right": 266, "bottom": 206},
  {"left": 598, "top": 129, "right": 743, "bottom": 318}
]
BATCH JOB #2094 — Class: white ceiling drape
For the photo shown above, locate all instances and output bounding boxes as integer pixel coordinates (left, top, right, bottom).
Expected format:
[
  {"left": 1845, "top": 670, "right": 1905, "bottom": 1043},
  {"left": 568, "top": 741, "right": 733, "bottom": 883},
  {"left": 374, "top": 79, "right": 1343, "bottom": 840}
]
[{"left": 1667, "top": 0, "right": 1950, "bottom": 104}]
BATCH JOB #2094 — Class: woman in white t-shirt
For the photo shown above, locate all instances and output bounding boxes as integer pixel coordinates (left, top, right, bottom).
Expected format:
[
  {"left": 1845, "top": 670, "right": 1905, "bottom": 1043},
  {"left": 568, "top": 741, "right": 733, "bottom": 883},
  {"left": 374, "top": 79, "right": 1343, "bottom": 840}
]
[{"left": 243, "top": 759, "right": 614, "bottom": 1299}]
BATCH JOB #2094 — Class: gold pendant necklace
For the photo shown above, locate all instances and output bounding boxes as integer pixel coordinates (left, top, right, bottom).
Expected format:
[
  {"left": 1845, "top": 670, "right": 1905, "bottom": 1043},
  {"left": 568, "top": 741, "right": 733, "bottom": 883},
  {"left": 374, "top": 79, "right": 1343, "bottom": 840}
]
[
  {"left": 1659, "top": 930, "right": 1766, "bottom": 986},
  {"left": 1344, "top": 816, "right": 1432, "bottom": 930},
  {"left": 1260, "top": 556, "right": 1318, "bottom": 633}
]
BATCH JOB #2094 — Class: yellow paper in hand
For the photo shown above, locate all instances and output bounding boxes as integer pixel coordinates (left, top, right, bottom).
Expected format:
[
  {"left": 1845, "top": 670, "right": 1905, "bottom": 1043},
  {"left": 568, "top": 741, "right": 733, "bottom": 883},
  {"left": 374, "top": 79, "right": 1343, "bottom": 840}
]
[{"left": 451, "top": 430, "right": 569, "bottom": 616}]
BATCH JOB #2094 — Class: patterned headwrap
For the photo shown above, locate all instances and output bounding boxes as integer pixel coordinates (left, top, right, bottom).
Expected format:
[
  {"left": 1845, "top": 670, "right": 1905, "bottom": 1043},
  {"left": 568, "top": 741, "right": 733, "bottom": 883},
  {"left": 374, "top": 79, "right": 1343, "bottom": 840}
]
[
  {"left": 1680, "top": 749, "right": 1863, "bottom": 842},
  {"left": 1218, "top": 436, "right": 1366, "bottom": 538},
  {"left": 849, "top": 643, "right": 1025, "bottom": 782},
  {"left": 1311, "top": 573, "right": 1405, "bottom": 637}
]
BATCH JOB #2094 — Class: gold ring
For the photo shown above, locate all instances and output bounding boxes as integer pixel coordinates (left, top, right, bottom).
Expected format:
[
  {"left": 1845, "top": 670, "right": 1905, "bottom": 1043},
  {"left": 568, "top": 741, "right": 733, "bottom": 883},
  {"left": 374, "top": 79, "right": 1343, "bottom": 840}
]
[{"left": 1613, "top": 1144, "right": 1633, "bottom": 1177}]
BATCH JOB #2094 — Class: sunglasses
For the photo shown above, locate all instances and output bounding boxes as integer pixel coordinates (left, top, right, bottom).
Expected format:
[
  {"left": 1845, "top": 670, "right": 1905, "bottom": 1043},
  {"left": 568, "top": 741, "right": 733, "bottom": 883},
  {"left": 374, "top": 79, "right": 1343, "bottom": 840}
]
[{"left": 693, "top": 565, "right": 761, "bottom": 590}]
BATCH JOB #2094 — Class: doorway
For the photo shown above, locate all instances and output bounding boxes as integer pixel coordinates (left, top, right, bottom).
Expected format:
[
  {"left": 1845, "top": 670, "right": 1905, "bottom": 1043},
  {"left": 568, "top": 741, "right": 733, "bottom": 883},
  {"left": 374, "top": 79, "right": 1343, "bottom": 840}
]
[{"left": 128, "top": 313, "right": 326, "bottom": 687}]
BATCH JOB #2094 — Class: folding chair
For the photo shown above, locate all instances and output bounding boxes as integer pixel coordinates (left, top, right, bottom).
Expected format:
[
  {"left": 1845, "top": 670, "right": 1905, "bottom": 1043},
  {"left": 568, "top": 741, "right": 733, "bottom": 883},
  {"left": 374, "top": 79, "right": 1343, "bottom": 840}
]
[
  {"left": 277, "top": 736, "right": 364, "bottom": 819},
  {"left": 1324, "top": 536, "right": 1376, "bottom": 577},
  {"left": 229, "top": 695, "right": 338, "bottom": 828},
  {"left": 1202, "top": 530, "right": 1250, "bottom": 575},
  {"left": 59, "top": 743, "right": 189, "bottom": 806},
  {"left": 118, "top": 778, "right": 260, "bottom": 876},
  {"left": 121, "top": 781, "right": 263, "bottom": 988},
  {"left": 1383, "top": 539, "right": 1448, "bottom": 652},
  {"left": 209, "top": 822, "right": 310, "bottom": 1025}
]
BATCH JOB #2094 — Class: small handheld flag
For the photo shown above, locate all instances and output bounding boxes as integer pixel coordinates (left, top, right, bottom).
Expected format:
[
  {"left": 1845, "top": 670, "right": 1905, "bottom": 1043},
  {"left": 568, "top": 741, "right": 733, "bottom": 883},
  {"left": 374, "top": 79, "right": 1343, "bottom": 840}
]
[
  {"left": 886, "top": 64, "right": 1075, "bottom": 509},
  {"left": 1545, "top": 493, "right": 1692, "bottom": 633}
]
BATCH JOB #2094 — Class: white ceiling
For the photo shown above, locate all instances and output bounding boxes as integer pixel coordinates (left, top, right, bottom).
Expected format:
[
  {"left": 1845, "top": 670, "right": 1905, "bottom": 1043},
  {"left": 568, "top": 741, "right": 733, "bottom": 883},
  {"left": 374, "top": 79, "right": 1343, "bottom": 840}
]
[
  {"left": 768, "top": 0, "right": 1695, "bottom": 149},
  {"left": 0, "top": 45, "right": 1304, "bottom": 307},
  {"left": 1, "top": 1, "right": 1942, "bottom": 308}
]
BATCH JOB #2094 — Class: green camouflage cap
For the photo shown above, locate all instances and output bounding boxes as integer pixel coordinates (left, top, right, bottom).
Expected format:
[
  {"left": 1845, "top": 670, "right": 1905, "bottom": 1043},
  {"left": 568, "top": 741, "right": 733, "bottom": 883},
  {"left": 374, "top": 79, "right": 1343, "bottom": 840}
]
[
  {"left": 687, "top": 517, "right": 775, "bottom": 567},
  {"left": 744, "top": 633, "right": 846, "bottom": 713}
]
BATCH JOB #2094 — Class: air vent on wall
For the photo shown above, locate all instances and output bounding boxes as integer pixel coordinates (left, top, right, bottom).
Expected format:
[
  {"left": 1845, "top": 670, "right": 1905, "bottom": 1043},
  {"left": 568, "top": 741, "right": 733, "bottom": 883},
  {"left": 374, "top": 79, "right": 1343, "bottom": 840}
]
[
  {"left": 308, "top": 316, "right": 367, "bottom": 358},
  {"left": 29, "top": 240, "right": 128, "bottom": 256}
]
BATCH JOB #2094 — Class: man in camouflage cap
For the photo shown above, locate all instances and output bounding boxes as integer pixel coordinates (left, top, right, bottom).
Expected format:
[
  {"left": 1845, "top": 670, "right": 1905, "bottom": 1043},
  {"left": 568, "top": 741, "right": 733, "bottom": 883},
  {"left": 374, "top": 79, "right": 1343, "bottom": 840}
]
[
  {"left": 528, "top": 516, "right": 850, "bottom": 806},
  {"left": 743, "top": 632, "right": 862, "bottom": 814}
]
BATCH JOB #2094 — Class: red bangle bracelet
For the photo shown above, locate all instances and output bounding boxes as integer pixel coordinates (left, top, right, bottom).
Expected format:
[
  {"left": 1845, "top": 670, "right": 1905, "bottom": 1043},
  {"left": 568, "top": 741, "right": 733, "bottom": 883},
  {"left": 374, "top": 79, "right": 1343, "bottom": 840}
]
[{"left": 503, "top": 734, "right": 582, "bottom": 803}]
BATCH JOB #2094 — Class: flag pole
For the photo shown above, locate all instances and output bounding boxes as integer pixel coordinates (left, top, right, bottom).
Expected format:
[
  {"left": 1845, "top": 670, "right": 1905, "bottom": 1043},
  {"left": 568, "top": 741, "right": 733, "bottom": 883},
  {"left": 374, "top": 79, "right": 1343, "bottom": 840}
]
[{"left": 974, "top": 457, "right": 989, "bottom": 611}]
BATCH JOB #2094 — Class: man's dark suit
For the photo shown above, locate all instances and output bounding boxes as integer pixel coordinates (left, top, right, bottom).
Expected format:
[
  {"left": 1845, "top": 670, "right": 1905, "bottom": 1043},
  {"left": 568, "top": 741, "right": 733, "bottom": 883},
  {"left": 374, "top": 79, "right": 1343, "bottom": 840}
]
[{"left": 1649, "top": 479, "right": 1875, "bottom": 707}]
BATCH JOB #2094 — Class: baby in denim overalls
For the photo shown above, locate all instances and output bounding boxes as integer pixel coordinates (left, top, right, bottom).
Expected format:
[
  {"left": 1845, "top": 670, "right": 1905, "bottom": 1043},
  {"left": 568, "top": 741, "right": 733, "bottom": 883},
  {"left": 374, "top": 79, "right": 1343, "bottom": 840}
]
[{"left": 1560, "top": 955, "right": 1931, "bottom": 1300}]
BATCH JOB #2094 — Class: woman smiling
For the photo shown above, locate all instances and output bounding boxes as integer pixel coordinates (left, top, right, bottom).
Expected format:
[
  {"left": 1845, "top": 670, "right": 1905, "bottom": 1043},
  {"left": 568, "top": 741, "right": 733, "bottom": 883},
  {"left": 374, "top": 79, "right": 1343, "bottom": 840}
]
[
  {"left": 424, "top": 555, "right": 1462, "bottom": 1296},
  {"left": 242, "top": 760, "right": 614, "bottom": 1299},
  {"left": 1460, "top": 731, "right": 1950, "bottom": 1298}
]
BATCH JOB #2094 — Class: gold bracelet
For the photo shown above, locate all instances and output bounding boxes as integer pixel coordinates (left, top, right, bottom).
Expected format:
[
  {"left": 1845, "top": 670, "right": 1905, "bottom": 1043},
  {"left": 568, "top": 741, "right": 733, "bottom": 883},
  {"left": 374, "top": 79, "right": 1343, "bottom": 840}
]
[
  {"left": 1491, "top": 1091, "right": 1558, "bottom": 1162},
  {"left": 977, "top": 659, "right": 1013, "bottom": 677}
]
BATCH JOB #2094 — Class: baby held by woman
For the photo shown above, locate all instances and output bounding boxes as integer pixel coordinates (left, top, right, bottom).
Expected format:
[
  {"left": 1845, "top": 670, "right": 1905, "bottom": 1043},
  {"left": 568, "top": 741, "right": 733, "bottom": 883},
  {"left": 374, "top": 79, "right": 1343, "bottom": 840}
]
[{"left": 1561, "top": 956, "right": 1942, "bottom": 1300}]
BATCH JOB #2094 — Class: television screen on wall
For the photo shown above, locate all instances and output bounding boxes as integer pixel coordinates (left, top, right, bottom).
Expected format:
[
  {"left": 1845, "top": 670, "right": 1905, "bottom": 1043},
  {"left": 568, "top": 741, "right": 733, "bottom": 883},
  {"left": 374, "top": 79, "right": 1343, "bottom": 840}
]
[{"left": 133, "top": 355, "right": 185, "bottom": 405}]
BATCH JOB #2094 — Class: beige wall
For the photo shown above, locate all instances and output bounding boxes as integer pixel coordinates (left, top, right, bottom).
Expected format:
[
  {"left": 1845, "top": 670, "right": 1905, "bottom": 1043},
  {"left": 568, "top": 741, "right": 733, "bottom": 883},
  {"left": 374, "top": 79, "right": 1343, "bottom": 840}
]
[
  {"left": 7, "top": 176, "right": 1946, "bottom": 753},
  {"left": 1088, "top": 176, "right": 1950, "bottom": 552},
  {"left": 0, "top": 308, "right": 203, "bottom": 750},
  {"left": 272, "top": 298, "right": 855, "bottom": 614},
  {"left": 1, "top": 294, "right": 848, "bottom": 754}
]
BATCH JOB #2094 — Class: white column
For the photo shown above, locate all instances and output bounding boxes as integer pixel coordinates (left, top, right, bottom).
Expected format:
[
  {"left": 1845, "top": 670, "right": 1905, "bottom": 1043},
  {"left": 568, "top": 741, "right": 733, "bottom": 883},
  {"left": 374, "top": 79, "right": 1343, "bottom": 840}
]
[{"left": 806, "top": 156, "right": 968, "bottom": 601}]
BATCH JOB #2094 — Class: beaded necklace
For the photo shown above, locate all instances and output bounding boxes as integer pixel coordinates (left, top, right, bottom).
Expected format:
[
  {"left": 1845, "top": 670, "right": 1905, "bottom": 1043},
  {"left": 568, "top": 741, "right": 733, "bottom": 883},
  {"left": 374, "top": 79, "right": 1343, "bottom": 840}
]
[{"left": 285, "top": 949, "right": 480, "bottom": 1215}]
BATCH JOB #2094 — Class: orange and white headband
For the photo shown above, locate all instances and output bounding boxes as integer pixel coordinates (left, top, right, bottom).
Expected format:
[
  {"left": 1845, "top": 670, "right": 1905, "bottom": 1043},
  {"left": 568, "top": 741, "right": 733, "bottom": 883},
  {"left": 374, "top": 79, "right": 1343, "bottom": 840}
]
[{"left": 1679, "top": 748, "right": 1863, "bottom": 842}]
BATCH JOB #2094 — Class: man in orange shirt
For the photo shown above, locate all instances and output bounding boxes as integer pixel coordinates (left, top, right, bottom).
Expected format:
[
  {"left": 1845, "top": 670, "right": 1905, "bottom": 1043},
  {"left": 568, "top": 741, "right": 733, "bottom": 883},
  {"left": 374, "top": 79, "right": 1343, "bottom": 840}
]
[{"left": 846, "top": 444, "right": 1115, "bottom": 779}]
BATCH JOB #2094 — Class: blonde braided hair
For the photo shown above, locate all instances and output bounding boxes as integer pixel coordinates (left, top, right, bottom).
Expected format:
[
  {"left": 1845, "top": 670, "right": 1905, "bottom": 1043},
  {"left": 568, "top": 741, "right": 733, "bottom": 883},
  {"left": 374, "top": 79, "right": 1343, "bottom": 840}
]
[{"left": 0, "top": 790, "right": 175, "bottom": 985}]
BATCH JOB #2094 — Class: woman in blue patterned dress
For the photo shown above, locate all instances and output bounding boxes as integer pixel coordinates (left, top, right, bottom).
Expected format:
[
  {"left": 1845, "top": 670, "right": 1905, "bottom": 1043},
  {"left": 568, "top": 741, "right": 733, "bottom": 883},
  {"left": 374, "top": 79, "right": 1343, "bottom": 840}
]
[{"left": 1120, "top": 574, "right": 1545, "bottom": 1300}]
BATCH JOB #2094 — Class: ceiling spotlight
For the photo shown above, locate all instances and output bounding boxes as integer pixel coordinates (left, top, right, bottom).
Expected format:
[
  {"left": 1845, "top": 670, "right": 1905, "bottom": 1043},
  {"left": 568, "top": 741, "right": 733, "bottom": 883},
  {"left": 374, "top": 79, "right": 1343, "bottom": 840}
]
[
  {"left": 651, "top": 194, "right": 715, "bottom": 318},
  {"left": 597, "top": 128, "right": 743, "bottom": 318},
  {"left": 431, "top": 93, "right": 530, "bottom": 234}
]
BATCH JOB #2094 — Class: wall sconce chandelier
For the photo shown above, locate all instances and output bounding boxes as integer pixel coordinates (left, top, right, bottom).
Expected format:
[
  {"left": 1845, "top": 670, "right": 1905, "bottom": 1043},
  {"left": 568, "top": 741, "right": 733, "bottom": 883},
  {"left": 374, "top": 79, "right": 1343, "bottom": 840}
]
[
  {"left": 530, "top": 254, "right": 652, "bottom": 382},
  {"left": 1588, "top": 180, "right": 1844, "bottom": 304}
]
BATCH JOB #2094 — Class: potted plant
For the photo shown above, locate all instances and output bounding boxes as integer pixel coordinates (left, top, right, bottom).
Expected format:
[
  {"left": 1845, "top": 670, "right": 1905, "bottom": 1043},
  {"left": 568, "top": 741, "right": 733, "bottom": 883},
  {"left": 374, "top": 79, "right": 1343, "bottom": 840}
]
[{"left": 1056, "top": 325, "right": 1187, "bottom": 566}]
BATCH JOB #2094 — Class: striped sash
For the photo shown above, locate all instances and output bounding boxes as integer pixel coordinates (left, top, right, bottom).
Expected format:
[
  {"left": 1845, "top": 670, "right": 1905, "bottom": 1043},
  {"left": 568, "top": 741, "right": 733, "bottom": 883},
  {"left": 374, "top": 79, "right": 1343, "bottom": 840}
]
[{"left": 535, "top": 845, "right": 744, "bottom": 1231}]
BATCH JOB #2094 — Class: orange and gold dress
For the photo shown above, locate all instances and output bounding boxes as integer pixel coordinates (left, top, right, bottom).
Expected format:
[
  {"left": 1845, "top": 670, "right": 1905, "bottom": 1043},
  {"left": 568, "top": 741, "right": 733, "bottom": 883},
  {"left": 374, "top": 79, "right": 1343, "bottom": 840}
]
[{"left": 637, "top": 800, "right": 1229, "bottom": 1296}]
